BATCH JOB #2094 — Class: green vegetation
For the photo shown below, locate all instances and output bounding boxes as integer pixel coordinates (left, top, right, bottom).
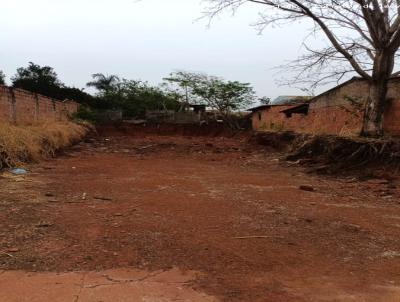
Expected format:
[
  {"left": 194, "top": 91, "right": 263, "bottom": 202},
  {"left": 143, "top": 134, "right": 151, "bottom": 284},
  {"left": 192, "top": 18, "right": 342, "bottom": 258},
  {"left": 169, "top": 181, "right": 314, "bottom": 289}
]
[
  {"left": 81, "top": 70, "right": 257, "bottom": 125},
  {"left": 165, "top": 71, "right": 255, "bottom": 128},
  {"left": 165, "top": 71, "right": 255, "bottom": 111},
  {"left": 72, "top": 105, "right": 99, "bottom": 123},
  {"left": 6, "top": 63, "right": 258, "bottom": 126},
  {"left": 86, "top": 73, "right": 120, "bottom": 93},
  {"left": 163, "top": 71, "right": 205, "bottom": 105},
  {"left": 11, "top": 62, "right": 93, "bottom": 104},
  {"left": 87, "top": 75, "right": 181, "bottom": 119}
]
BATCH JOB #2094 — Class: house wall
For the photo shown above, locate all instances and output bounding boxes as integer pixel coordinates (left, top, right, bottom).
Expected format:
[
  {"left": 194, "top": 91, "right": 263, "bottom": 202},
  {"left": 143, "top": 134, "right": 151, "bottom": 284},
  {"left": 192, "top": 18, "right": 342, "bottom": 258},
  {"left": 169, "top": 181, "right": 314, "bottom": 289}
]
[
  {"left": 252, "top": 79, "right": 400, "bottom": 136},
  {"left": 0, "top": 86, "right": 79, "bottom": 124},
  {"left": 252, "top": 105, "right": 310, "bottom": 132},
  {"left": 383, "top": 98, "right": 400, "bottom": 134}
]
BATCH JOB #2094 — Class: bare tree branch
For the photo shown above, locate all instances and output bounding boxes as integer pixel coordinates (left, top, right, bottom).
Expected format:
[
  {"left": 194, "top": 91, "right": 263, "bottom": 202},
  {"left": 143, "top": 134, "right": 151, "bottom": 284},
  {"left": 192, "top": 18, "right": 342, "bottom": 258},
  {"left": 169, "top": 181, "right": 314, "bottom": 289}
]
[{"left": 202, "top": 0, "right": 400, "bottom": 135}]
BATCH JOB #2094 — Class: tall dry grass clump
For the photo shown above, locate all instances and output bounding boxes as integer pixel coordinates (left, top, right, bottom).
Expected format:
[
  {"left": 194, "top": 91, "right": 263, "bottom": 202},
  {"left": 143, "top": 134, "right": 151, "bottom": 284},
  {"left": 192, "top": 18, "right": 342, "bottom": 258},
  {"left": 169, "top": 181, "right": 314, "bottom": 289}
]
[{"left": 0, "top": 120, "right": 90, "bottom": 169}]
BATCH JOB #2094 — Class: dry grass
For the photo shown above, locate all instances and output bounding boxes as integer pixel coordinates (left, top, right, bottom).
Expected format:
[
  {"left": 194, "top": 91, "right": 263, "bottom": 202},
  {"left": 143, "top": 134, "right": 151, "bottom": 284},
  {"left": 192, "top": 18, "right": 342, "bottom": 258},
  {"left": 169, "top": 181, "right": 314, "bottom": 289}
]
[{"left": 0, "top": 120, "right": 90, "bottom": 169}]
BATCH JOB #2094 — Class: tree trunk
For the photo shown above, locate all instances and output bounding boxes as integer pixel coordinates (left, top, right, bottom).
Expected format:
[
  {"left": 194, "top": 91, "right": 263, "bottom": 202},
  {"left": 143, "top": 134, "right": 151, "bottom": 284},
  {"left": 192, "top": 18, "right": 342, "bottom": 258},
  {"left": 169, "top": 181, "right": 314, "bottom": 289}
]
[
  {"left": 361, "top": 50, "right": 394, "bottom": 137},
  {"left": 360, "top": 79, "right": 387, "bottom": 137}
]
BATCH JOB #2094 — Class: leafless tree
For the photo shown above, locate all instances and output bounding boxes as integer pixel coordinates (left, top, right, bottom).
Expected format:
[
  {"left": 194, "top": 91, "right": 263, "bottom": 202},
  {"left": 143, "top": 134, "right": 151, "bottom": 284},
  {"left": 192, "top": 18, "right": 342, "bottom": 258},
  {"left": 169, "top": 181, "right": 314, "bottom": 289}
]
[{"left": 203, "top": 0, "right": 400, "bottom": 137}]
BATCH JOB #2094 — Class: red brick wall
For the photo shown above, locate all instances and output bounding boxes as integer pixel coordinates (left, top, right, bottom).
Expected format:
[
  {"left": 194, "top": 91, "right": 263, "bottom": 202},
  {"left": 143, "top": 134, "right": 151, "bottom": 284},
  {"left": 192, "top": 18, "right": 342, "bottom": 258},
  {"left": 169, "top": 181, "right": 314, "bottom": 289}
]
[
  {"left": 0, "top": 86, "right": 11, "bottom": 121},
  {"left": 384, "top": 99, "right": 400, "bottom": 134},
  {"left": 252, "top": 105, "right": 310, "bottom": 132},
  {"left": 252, "top": 79, "right": 400, "bottom": 137},
  {"left": 13, "top": 89, "right": 37, "bottom": 123},
  {"left": 0, "top": 85, "right": 79, "bottom": 124},
  {"left": 306, "top": 103, "right": 364, "bottom": 136}
]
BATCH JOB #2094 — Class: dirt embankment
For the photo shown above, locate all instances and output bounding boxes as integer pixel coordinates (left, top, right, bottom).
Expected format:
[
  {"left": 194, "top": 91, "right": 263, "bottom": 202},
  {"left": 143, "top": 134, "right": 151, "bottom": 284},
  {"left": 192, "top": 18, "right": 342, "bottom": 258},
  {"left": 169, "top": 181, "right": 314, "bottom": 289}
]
[
  {"left": 98, "top": 122, "right": 250, "bottom": 138},
  {"left": 100, "top": 124, "right": 400, "bottom": 177},
  {"left": 252, "top": 131, "right": 400, "bottom": 177}
]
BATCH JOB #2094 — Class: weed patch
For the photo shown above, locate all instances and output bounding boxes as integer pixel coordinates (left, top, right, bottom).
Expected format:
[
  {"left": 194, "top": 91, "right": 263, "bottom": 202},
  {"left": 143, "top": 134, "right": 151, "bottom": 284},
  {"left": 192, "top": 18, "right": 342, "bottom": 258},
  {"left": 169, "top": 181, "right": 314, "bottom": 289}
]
[{"left": 0, "top": 120, "right": 90, "bottom": 169}]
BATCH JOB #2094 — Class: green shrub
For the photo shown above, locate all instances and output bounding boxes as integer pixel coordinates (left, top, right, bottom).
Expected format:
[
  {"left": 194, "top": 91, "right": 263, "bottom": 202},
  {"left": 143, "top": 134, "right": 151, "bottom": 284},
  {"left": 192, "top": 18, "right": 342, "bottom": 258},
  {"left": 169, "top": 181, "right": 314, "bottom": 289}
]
[{"left": 72, "top": 105, "right": 99, "bottom": 123}]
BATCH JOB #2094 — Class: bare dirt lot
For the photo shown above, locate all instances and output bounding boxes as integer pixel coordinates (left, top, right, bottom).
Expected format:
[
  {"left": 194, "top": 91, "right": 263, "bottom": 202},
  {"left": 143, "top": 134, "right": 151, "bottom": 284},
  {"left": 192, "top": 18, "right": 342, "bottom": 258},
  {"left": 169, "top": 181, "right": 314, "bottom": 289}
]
[{"left": 1, "top": 129, "right": 400, "bottom": 301}]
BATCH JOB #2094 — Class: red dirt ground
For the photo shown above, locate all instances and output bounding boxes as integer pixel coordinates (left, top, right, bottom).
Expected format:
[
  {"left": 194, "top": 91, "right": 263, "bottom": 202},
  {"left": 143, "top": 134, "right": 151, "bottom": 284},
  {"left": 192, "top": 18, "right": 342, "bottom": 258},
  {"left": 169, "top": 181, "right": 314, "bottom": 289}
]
[{"left": 1, "top": 129, "right": 400, "bottom": 301}]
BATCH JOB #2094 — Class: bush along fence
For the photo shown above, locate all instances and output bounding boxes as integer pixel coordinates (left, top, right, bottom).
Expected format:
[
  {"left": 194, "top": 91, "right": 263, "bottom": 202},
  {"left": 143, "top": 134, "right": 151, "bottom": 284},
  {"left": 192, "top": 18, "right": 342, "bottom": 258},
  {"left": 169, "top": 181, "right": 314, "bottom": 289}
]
[{"left": 0, "top": 85, "right": 79, "bottom": 124}]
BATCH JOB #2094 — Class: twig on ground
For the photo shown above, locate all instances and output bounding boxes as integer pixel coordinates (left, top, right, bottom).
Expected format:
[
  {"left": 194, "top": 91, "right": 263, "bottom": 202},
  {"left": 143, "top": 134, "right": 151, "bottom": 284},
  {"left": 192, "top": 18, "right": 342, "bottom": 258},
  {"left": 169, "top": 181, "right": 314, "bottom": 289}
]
[
  {"left": 93, "top": 196, "right": 113, "bottom": 201},
  {"left": 0, "top": 251, "right": 14, "bottom": 258}
]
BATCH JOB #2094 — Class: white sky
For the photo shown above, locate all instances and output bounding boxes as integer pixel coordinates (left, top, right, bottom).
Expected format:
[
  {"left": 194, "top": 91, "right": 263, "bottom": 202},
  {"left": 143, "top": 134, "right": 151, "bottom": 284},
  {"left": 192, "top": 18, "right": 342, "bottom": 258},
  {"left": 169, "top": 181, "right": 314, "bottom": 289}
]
[{"left": 0, "top": 0, "right": 329, "bottom": 99}]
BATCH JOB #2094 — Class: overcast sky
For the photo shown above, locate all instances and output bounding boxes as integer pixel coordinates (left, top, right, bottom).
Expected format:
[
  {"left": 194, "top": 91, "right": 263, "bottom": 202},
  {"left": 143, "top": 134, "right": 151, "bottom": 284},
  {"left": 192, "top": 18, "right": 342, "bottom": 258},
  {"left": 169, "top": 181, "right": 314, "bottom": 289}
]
[{"left": 1, "top": 0, "right": 328, "bottom": 99}]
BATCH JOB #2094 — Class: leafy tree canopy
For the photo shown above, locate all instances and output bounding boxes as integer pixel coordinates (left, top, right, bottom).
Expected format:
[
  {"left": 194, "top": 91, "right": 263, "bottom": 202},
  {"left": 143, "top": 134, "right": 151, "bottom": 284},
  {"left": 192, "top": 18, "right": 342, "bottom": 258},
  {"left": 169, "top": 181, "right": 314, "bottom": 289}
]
[
  {"left": 164, "top": 71, "right": 255, "bottom": 113},
  {"left": 12, "top": 62, "right": 62, "bottom": 95},
  {"left": 163, "top": 71, "right": 206, "bottom": 105},
  {"left": 164, "top": 71, "right": 255, "bottom": 128},
  {"left": 87, "top": 73, "right": 120, "bottom": 93},
  {"left": 11, "top": 62, "right": 93, "bottom": 104},
  {"left": 88, "top": 76, "right": 181, "bottom": 118}
]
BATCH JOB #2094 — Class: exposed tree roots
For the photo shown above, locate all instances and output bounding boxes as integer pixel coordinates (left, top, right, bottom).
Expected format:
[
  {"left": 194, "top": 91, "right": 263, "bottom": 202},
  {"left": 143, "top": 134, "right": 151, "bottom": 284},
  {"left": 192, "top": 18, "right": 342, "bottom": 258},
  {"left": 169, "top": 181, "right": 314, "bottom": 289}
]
[{"left": 252, "top": 131, "right": 400, "bottom": 174}]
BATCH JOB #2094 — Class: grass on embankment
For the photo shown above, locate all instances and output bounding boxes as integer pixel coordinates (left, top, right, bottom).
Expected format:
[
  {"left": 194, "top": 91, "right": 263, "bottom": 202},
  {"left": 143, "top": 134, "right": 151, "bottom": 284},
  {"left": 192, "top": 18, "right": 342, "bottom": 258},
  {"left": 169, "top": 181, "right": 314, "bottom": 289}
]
[{"left": 0, "top": 120, "right": 90, "bottom": 169}]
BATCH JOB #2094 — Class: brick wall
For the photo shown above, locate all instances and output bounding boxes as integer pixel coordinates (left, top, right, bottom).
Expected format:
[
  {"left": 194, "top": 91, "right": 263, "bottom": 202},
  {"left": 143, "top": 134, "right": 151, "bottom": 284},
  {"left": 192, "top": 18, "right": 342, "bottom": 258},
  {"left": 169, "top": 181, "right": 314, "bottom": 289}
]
[
  {"left": 383, "top": 99, "right": 400, "bottom": 134},
  {"left": 0, "top": 85, "right": 79, "bottom": 124},
  {"left": 0, "top": 86, "right": 10, "bottom": 121},
  {"left": 252, "top": 78, "right": 400, "bottom": 136},
  {"left": 305, "top": 105, "right": 365, "bottom": 136},
  {"left": 252, "top": 105, "right": 310, "bottom": 132}
]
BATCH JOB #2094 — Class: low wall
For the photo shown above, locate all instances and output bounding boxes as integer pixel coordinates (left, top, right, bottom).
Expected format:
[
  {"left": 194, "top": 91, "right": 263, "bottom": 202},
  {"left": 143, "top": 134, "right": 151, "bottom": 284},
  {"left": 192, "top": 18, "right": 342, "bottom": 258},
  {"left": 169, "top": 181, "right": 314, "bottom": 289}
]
[
  {"left": 146, "top": 110, "right": 202, "bottom": 124},
  {"left": 0, "top": 86, "right": 79, "bottom": 124}
]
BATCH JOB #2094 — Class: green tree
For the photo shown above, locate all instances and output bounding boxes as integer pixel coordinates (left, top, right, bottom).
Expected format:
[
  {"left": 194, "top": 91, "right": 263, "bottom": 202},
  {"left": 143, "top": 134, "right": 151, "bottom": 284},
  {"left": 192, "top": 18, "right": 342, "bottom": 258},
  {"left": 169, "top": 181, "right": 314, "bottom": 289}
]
[
  {"left": 194, "top": 76, "right": 255, "bottom": 128},
  {"left": 88, "top": 76, "right": 180, "bottom": 118},
  {"left": 165, "top": 71, "right": 255, "bottom": 128},
  {"left": 86, "top": 73, "right": 120, "bottom": 93},
  {"left": 166, "top": 71, "right": 255, "bottom": 110},
  {"left": 12, "top": 62, "right": 63, "bottom": 97},
  {"left": 121, "top": 80, "right": 180, "bottom": 117},
  {"left": 164, "top": 71, "right": 205, "bottom": 105},
  {"left": 59, "top": 86, "right": 95, "bottom": 106},
  {"left": 11, "top": 62, "right": 93, "bottom": 104},
  {"left": 0, "top": 71, "right": 5, "bottom": 85}
]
